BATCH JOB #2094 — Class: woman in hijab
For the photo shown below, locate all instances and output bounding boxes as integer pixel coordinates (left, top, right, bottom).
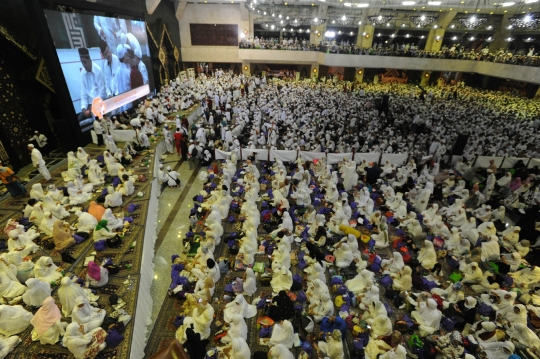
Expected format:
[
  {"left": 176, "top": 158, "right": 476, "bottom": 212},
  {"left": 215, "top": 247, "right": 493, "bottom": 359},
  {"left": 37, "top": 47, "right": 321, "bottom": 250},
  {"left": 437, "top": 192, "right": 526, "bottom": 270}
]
[
  {"left": 305, "top": 262, "right": 326, "bottom": 283},
  {"left": 86, "top": 261, "right": 109, "bottom": 288},
  {"left": 418, "top": 240, "right": 438, "bottom": 270},
  {"left": 42, "top": 194, "right": 69, "bottom": 219},
  {"left": 0, "top": 305, "right": 33, "bottom": 336},
  {"left": 62, "top": 322, "right": 107, "bottom": 359},
  {"left": 104, "top": 186, "right": 123, "bottom": 208},
  {"left": 71, "top": 296, "right": 106, "bottom": 331},
  {"left": 502, "top": 226, "right": 520, "bottom": 246},
  {"left": 505, "top": 304, "right": 528, "bottom": 326},
  {"left": 221, "top": 337, "right": 250, "bottom": 359},
  {"left": 481, "top": 235, "right": 500, "bottom": 262},
  {"left": 509, "top": 265, "right": 540, "bottom": 289},
  {"left": 39, "top": 211, "right": 57, "bottom": 236},
  {"left": 445, "top": 296, "right": 477, "bottom": 331},
  {"left": 471, "top": 321, "right": 498, "bottom": 343},
  {"left": 479, "top": 341, "right": 515, "bottom": 359},
  {"left": 58, "top": 277, "right": 97, "bottom": 317},
  {"left": 315, "top": 329, "right": 344, "bottom": 359},
  {"left": 379, "top": 345, "right": 407, "bottom": 359},
  {"left": 411, "top": 298, "right": 442, "bottom": 336},
  {"left": 268, "top": 343, "right": 295, "bottom": 359},
  {"left": 30, "top": 296, "right": 67, "bottom": 344},
  {"left": 310, "top": 293, "right": 334, "bottom": 322},
  {"left": 242, "top": 268, "right": 257, "bottom": 296},
  {"left": 177, "top": 299, "right": 214, "bottom": 342},
  {"left": 92, "top": 220, "right": 116, "bottom": 249},
  {"left": 346, "top": 269, "right": 375, "bottom": 295},
  {"left": 271, "top": 266, "right": 293, "bottom": 293},
  {"left": 268, "top": 290, "right": 295, "bottom": 322},
  {"left": 269, "top": 319, "right": 295, "bottom": 348},
  {"left": 382, "top": 252, "right": 405, "bottom": 275},
  {"left": 497, "top": 172, "right": 512, "bottom": 187},
  {"left": 101, "top": 208, "right": 123, "bottom": 230},
  {"left": 221, "top": 313, "right": 247, "bottom": 343},
  {"left": 507, "top": 323, "right": 540, "bottom": 350},
  {"left": 391, "top": 266, "right": 413, "bottom": 292},
  {"left": 183, "top": 328, "right": 209, "bottom": 359},
  {"left": 87, "top": 159, "right": 105, "bottom": 185},
  {"left": 460, "top": 262, "right": 483, "bottom": 285},
  {"left": 88, "top": 201, "right": 106, "bottom": 221},
  {"left": 30, "top": 183, "right": 46, "bottom": 200},
  {"left": 34, "top": 257, "right": 62, "bottom": 284},
  {"left": 75, "top": 210, "right": 98, "bottom": 232},
  {"left": 334, "top": 242, "right": 354, "bottom": 268},
  {"left": 510, "top": 177, "right": 522, "bottom": 192},
  {"left": 0, "top": 271, "right": 26, "bottom": 301},
  {"left": 52, "top": 220, "right": 76, "bottom": 250},
  {"left": 22, "top": 278, "right": 51, "bottom": 308}
]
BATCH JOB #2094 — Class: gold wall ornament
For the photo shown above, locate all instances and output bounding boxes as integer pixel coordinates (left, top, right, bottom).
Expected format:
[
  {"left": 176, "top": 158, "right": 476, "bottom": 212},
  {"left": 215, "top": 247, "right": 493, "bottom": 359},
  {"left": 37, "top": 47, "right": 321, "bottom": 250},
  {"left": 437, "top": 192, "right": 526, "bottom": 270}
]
[
  {"left": 0, "top": 140, "right": 9, "bottom": 166},
  {"left": 174, "top": 47, "right": 180, "bottom": 62},
  {"left": 35, "top": 58, "right": 55, "bottom": 93},
  {"left": 159, "top": 47, "right": 167, "bottom": 64},
  {"left": 0, "top": 25, "right": 37, "bottom": 61}
]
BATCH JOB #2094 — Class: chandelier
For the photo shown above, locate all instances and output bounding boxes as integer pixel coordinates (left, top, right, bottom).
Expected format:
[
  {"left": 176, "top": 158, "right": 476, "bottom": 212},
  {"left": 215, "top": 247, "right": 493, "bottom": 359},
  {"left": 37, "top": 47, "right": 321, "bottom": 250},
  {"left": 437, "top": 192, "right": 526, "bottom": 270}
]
[
  {"left": 524, "top": 36, "right": 536, "bottom": 42},
  {"left": 485, "top": 36, "right": 495, "bottom": 42},
  {"left": 508, "top": 14, "right": 540, "bottom": 29},
  {"left": 332, "top": 15, "right": 356, "bottom": 26},
  {"left": 310, "top": 17, "right": 326, "bottom": 26},
  {"left": 457, "top": 15, "right": 488, "bottom": 29},
  {"left": 368, "top": 14, "right": 393, "bottom": 25},
  {"left": 409, "top": 15, "right": 437, "bottom": 27},
  {"left": 289, "top": 18, "right": 304, "bottom": 27}
]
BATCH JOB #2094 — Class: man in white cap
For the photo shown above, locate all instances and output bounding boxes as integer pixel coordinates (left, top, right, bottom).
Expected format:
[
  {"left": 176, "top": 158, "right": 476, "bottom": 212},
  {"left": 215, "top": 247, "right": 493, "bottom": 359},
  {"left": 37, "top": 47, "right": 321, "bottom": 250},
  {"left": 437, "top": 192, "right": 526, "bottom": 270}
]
[
  {"left": 78, "top": 47, "right": 106, "bottom": 124},
  {"left": 165, "top": 165, "right": 180, "bottom": 187},
  {"left": 29, "top": 131, "right": 49, "bottom": 155},
  {"left": 162, "top": 125, "right": 174, "bottom": 154},
  {"left": 158, "top": 163, "right": 167, "bottom": 192},
  {"left": 187, "top": 140, "right": 197, "bottom": 170},
  {"left": 28, "top": 144, "right": 51, "bottom": 181},
  {"left": 115, "top": 43, "right": 132, "bottom": 111}
]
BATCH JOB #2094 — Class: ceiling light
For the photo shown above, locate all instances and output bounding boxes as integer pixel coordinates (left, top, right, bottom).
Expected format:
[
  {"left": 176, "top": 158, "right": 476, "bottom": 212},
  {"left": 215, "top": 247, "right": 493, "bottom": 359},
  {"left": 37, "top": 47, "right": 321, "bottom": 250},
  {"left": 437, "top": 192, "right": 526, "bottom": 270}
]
[
  {"left": 325, "top": 31, "right": 336, "bottom": 38},
  {"left": 428, "top": 1, "right": 441, "bottom": 3},
  {"left": 338, "top": 31, "right": 342, "bottom": 34},
  {"left": 458, "top": 15, "right": 488, "bottom": 29},
  {"left": 452, "top": 36, "right": 458, "bottom": 40},
  {"left": 362, "top": 32, "right": 367, "bottom": 36},
  {"left": 469, "top": 36, "right": 476, "bottom": 41},
  {"left": 387, "top": 23, "right": 391, "bottom": 26},
  {"left": 402, "top": 23, "right": 406, "bottom": 27},
  {"left": 433, "top": 25, "right": 438, "bottom": 28},
  {"left": 357, "top": 3, "right": 369, "bottom": 6},
  {"left": 410, "top": 15, "right": 437, "bottom": 26},
  {"left": 525, "top": 0, "right": 539, "bottom": 3},
  {"left": 420, "top": 35, "right": 425, "bottom": 38},
  {"left": 376, "top": 32, "right": 382, "bottom": 37},
  {"left": 307, "top": 29, "right": 310, "bottom": 33},
  {"left": 405, "top": 33, "right": 411, "bottom": 38},
  {"left": 485, "top": 36, "right": 494, "bottom": 42},
  {"left": 310, "top": 18, "right": 326, "bottom": 26},
  {"left": 486, "top": 25, "right": 492, "bottom": 29},
  {"left": 508, "top": 14, "right": 540, "bottom": 28},
  {"left": 501, "top": 2, "right": 514, "bottom": 5},
  {"left": 344, "top": 2, "right": 352, "bottom": 6},
  {"left": 524, "top": 36, "right": 536, "bottom": 42},
  {"left": 402, "top": 1, "right": 415, "bottom": 4},
  {"left": 358, "top": 21, "right": 362, "bottom": 25},
  {"left": 505, "top": 36, "right": 515, "bottom": 41},
  {"left": 350, "top": 31, "right": 354, "bottom": 35},
  {"left": 450, "top": 24, "right": 455, "bottom": 28},
  {"left": 390, "top": 33, "right": 396, "bottom": 37},
  {"left": 369, "top": 15, "right": 394, "bottom": 26}
]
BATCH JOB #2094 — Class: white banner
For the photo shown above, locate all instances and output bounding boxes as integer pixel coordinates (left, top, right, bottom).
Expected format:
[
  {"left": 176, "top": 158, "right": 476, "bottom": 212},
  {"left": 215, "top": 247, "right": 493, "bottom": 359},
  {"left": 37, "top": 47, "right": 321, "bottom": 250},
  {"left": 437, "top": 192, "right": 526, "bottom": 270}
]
[
  {"left": 475, "top": 156, "right": 504, "bottom": 169},
  {"left": 241, "top": 149, "right": 268, "bottom": 161},
  {"left": 529, "top": 158, "right": 540, "bottom": 169},
  {"left": 111, "top": 129, "right": 136, "bottom": 142},
  {"left": 270, "top": 150, "right": 297, "bottom": 162},
  {"left": 381, "top": 153, "right": 409, "bottom": 166},
  {"left": 300, "top": 151, "right": 326, "bottom": 162},
  {"left": 215, "top": 149, "right": 231, "bottom": 160},
  {"left": 327, "top": 153, "right": 354, "bottom": 165},
  {"left": 354, "top": 152, "right": 381, "bottom": 165},
  {"left": 501, "top": 157, "right": 529, "bottom": 169}
]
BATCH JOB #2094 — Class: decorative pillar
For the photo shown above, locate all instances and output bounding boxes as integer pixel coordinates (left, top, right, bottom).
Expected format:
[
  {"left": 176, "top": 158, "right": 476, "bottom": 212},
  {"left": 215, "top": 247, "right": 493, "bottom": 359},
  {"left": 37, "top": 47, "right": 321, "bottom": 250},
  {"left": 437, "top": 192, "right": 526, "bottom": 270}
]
[
  {"left": 424, "top": 28, "right": 446, "bottom": 52},
  {"left": 489, "top": 13, "right": 512, "bottom": 52},
  {"left": 311, "top": 64, "right": 319, "bottom": 80},
  {"left": 357, "top": 25, "right": 375, "bottom": 48},
  {"left": 355, "top": 68, "right": 364, "bottom": 83},
  {"left": 420, "top": 71, "right": 430, "bottom": 86},
  {"left": 310, "top": 23, "right": 326, "bottom": 45},
  {"left": 242, "top": 62, "right": 250, "bottom": 76}
]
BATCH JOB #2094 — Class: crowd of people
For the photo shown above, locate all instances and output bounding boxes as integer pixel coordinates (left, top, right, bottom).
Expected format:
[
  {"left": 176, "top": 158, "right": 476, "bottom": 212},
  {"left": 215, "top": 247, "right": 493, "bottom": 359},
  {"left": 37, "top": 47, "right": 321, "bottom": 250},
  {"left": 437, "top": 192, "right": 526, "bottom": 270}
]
[
  {"left": 118, "top": 70, "right": 540, "bottom": 359},
  {"left": 239, "top": 37, "right": 539, "bottom": 67}
]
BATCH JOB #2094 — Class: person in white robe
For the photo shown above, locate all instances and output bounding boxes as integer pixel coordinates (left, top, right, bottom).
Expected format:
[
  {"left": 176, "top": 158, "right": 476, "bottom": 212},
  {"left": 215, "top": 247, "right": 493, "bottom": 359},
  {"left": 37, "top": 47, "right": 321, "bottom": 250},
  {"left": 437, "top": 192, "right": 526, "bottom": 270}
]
[
  {"left": 104, "top": 185, "right": 123, "bottom": 208},
  {"left": 507, "top": 323, "right": 540, "bottom": 350},
  {"left": 310, "top": 293, "right": 334, "bottom": 322},
  {"left": 87, "top": 159, "right": 105, "bottom": 185},
  {"left": 502, "top": 226, "right": 520, "bottom": 246},
  {"left": 382, "top": 252, "right": 405, "bottom": 275},
  {"left": 391, "top": 266, "right": 413, "bottom": 292},
  {"left": 342, "top": 161, "right": 359, "bottom": 191},
  {"left": 0, "top": 335, "right": 21, "bottom": 358},
  {"left": 479, "top": 341, "right": 515, "bottom": 359},
  {"left": 30, "top": 183, "right": 45, "bottom": 201},
  {"left": 334, "top": 242, "right": 354, "bottom": 268},
  {"left": 71, "top": 296, "right": 106, "bottom": 331},
  {"left": 221, "top": 337, "right": 250, "bottom": 359},
  {"left": 22, "top": 278, "right": 51, "bottom": 307},
  {"left": 0, "top": 305, "right": 33, "bottom": 336},
  {"left": 7, "top": 229, "right": 38, "bottom": 257},
  {"left": 62, "top": 322, "right": 107, "bottom": 359},
  {"left": 223, "top": 294, "right": 257, "bottom": 322},
  {"left": 460, "top": 262, "right": 483, "bottom": 284},
  {"left": 29, "top": 144, "right": 51, "bottom": 180},
  {"left": 62, "top": 152, "right": 81, "bottom": 182},
  {"left": 86, "top": 261, "right": 109, "bottom": 288},
  {"left": 76, "top": 147, "right": 90, "bottom": 165},
  {"left": 66, "top": 181, "right": 92, "bottom": 205},
  {"left": 75, "top": 210, "right": 98, "bottom": 232},
  {"left": 58, "top": 277, "right": 97, "bottom": 317},
  {"left": 271, "top": 266, "right": 293, "bottom": 293},
  {"left": 221, "top": 313, "right": 247, "bottom": 343},
  {"left": 42, "top": 195, "right": 69, "bottom": 219},
  {"left": 316, "top": 329, "right": 344, "bottom": 359},
  {"left": 34, "top": 256, "right": 63, "bottom": 283},
  {"left": 176, "top": 299, "right": 214, "bottom": 342},
  {"left": 165, "top": 166, "right": 181, "bottom": 187},
  {"left": 117, "top": 174, "right": 134, "bottom": 196},
  {"left": 418, "top": 240, "right": 438, "bottom": 269},
  {"left": 39, "top": 211, "right": 57, "bottom": 236},
  {"left": 509, "top": 266, "right": 540, "bottom": 289},
  {"left": 30, "top": 296, "right": 67, "bottom": 345},
  {"left": 101, "top": 208, "right": 123, "bottom": 230},
  {"left": 481, "top": 235, "right": 500, "bottom": 262},
  {"left": 269, "top": 319, "right": 295, "bottom": 348},
  {"left": 6, "top": 251, "right": 34, "bottom": 283},
  {"left": 0, "top": 271, "right": 26, "bottom": 302},
  {"left": 411, "top": 298, "right": 442, "bottom": 336},
  {"left": 268, "top": 344, "right": 295, "bottom": 359}
]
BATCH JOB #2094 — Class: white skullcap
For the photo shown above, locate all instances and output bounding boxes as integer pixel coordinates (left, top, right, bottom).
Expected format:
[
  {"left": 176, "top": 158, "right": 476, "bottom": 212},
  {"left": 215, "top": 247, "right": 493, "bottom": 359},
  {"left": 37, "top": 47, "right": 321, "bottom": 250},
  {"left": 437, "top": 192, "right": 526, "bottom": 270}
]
[
  {"left": 116, "top": 44, "right": 127, "bottom": 60},
  {"left": 27, "top": 144, "right": 34, "bottom": 148},
  {"left": 8, "top": 230, "right": 19, "bottom": 238},
  {"left": 166, "top": 166, "right": 171, "bottom": 170}
]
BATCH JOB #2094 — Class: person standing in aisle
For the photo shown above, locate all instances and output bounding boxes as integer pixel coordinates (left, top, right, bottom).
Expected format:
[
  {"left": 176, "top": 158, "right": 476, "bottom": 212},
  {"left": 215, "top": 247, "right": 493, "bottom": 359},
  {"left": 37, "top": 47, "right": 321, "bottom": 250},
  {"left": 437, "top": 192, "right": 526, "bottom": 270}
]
[{"left": 28, "top": 144, "right": 51, "bottom": 181}]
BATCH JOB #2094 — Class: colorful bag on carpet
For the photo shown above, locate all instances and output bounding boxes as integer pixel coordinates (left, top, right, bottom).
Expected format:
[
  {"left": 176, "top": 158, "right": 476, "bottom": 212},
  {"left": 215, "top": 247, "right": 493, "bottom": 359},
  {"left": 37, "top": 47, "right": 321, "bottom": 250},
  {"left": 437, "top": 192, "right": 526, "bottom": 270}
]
[
  {"left": 259, "top": 327, "right": 272, "bottom": 338},
  {"left": 106, "top": 329, "right": 124, "bottom": 348},
  {"left": 477, "top": 302, "right": 493, "bottom": 316},
  {"left": 253, "top": 262, "right": 265, "bottom": 273},
  {"left": 297, "top": 290, "right": 307, "bottom": 303},
  {"left": 94, "top": 240, "right": 106, "bottom": 252},
  {"left": 442, "top": 317, "right": 457, "bottom": 331},
  {"left": 380, "top": 275, "right": 393, "bottom": 288},
  {"left": 449, "top": 272, "right": 463, "bottom": 283},
  {"left": 409, "top": 334, "right": 423, "bottom": 348}
]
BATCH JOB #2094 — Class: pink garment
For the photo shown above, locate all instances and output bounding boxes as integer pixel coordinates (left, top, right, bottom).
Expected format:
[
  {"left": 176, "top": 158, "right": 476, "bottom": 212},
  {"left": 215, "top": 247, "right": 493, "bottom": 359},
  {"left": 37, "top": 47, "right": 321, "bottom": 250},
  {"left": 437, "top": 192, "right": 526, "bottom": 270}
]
[
  {"left": 510, "top": 177, "right": 522, "bottom": 192},
  {"left": 30, "top": 296, "right": 62, "bottom": 336},
  {"left": 88, "top": 261, "right": 101, "bottom": 281}
]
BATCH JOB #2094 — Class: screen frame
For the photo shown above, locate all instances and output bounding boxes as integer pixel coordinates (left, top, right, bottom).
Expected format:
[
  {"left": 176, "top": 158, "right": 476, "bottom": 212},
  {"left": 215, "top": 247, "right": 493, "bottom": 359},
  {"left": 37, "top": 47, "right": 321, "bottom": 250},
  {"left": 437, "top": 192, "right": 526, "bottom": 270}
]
[{"left": 24, "top": 0, "right": 148, "bottom": 143}]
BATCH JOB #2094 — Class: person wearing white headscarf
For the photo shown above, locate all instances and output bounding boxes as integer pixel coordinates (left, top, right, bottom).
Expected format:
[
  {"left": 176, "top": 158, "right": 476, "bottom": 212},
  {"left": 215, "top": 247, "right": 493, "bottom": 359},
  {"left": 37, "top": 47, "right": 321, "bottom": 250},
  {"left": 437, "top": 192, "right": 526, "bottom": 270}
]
[
  {"left": 411, "top": 298, "right": 442, "bottom": 336},
  {"left": 22, "top": 278, "right": 51, "bottom": 307},
  {"left": 460, "top": 262, "right": 483, "bottom": 284},
  {"left": 479, "top": 341, "right": 515, "bottom": 359},
  {"left": 316, "top": 329, "right": 344, "bottom": 359},
  {"left": 75, "top": 210, "right": 98, "bottom": 232},
  {"left": 481, "top": 235, "right": 500, "bottom": 262},
  {"left": 392, "top": 266, "right": 413, "bottom": 292},
  {"left": 0, "top": 334, "right": 21, "bottom": 358},
  {"left": 30, "top": 183, "right": 45, "bottom": 200},
  {"left": 42, "top": 194, "right": 69, "bottom": 219},
  {"left": 271, "top": 266, "right": 293, "bottom": 293},
  {"left": 379, "top": 345, "right": 407, "bottom": 359},
  {"left": 0, "top": 271, "right": 26, "bottom": 301},
  {"left": 62, "top": 322, "right": 107, "bottom": 359},
  {"left": 6, "top": 251, "right": 34, "bottom": 283},
  {"left": 346, "top": 269, "right": 375, "bottom": 295},
  {"left": 243, "top": 267, "right": 257, "bottom": 296},
  {"left": 223, "top": 294, "right": 257, "bottom": 322},
  {"left": 507, "top": 323, "right": 540, "bottom": 350},
  {"left": 305, "top": 262, "right": 326, "bottom": 283},
  {"left": 268, "top": 344, "right": 295, "bottom": 359},
  {"left": 34, "top": 256, "right": 63, "bottom": 284},
  {"left": 221, "top": 313, "right": 247, "bottom": 343},
  {"left": 221, "top": 337, "right": 250, "bottom": 359},
  {"left": 71, "top": 296, "right": 106, "bottom": 331},
  {"left": 62, "top": 152, "right": 81, "bottom": 182},
  {"left": 87, "top": 159, "right": 105, "bottom": 185},
  {"left": 372, "top": 221, "right": 390, "bottom": 249},
  {"left": 104, "top": 185, "right": 123, "bottom": 208},
  {"left": 76, "top": 147, "right": 90, "bottom": 164},
  {"left": 310, "top": 293, "right": 334, "bottom": 322},
  {"left": 177, "top": 299, "right": 214, "bottom": 342},
  {"left": 39, "top": 211, "right": 57, "bottom": 236},
  {"left": 66, "top": 181, "right": 92, "bottom": 205},
  {"left": 101, "top": 208, "right": 123, "bottom": 230},
  {"left": 334, "top": 242, "right": 354, "bottom": 268},
  {"left": 497, "top": 172, "right": 512, "bottom": 187},
  {"left": 418, "top": 240, "right": 438, "bottom": 269},
  {"left": 509, "top": 266, "right": 540, "bottom": 289},
  {"left": 502, "top": 226, "right": 520, "bottom": 246},
  {"left": 0, "top": 305, "right": 33, "bottom": 336},
  {"left": 270, "top": 319, "right": 295, "bottom": 348},
  {"left": 57, "top": 277, "right": 96, "bottom": 317},
  {"left": 7, "top": 229, "right": 38, "bottom": 257},
  {"left": 342, "top": 161, "right": 359, "bottom": 191},
  {"left": 382, "top": 252, "right": 405, "bottom": 275}
]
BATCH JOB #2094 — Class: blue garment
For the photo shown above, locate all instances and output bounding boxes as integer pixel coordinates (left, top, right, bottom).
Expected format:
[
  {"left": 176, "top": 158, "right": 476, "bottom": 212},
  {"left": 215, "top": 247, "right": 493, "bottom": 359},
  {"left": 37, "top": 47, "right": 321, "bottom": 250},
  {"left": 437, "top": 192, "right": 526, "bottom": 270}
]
[{"left": 320, "top": 316, "right": 346, "bottom": 338}]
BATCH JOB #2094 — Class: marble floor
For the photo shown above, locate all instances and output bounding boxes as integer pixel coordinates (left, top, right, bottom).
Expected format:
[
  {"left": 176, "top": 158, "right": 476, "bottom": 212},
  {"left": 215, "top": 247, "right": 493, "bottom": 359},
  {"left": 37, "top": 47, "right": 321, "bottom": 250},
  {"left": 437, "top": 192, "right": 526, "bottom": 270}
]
[{"left": 145, "top": 153, "right": 204, "bottom": 341}]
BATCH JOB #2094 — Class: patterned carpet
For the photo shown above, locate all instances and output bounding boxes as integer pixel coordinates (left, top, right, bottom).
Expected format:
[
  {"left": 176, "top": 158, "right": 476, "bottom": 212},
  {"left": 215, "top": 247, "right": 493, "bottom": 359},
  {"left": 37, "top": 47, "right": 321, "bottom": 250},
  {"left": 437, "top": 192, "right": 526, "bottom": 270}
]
[{"left": 2, "top": 139, "right": 165, "bottom": 359}]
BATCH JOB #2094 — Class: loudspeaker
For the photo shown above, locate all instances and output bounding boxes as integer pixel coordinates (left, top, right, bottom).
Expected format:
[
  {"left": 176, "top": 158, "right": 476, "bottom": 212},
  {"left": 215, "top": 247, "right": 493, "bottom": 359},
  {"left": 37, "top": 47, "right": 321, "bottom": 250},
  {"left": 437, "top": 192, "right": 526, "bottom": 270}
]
[{"left": 452, "top": 134, "right": 469, "bottom": 155}]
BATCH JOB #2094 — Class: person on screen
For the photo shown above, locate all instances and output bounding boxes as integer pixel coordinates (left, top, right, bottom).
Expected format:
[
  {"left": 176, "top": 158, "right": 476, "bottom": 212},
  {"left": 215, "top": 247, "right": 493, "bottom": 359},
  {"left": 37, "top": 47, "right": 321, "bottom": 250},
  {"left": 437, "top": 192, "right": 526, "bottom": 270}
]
[
  {"left": 99, "top": 39, "right": 120, "bottom": 99},
  {"left": 114, "top": 44, "right": 132, "bottom": 112},
  {"left": 125, "top": 33, "right": 149, "bottom": 86},
  {"left": 78, "top": 48, "right": 106, "bottom": 123},
  {"left": 127, "top": 47, "right": 144, "bottom": 90},
  {"left": 94, "top": 16, "right": 126, "bottom": 59}
]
